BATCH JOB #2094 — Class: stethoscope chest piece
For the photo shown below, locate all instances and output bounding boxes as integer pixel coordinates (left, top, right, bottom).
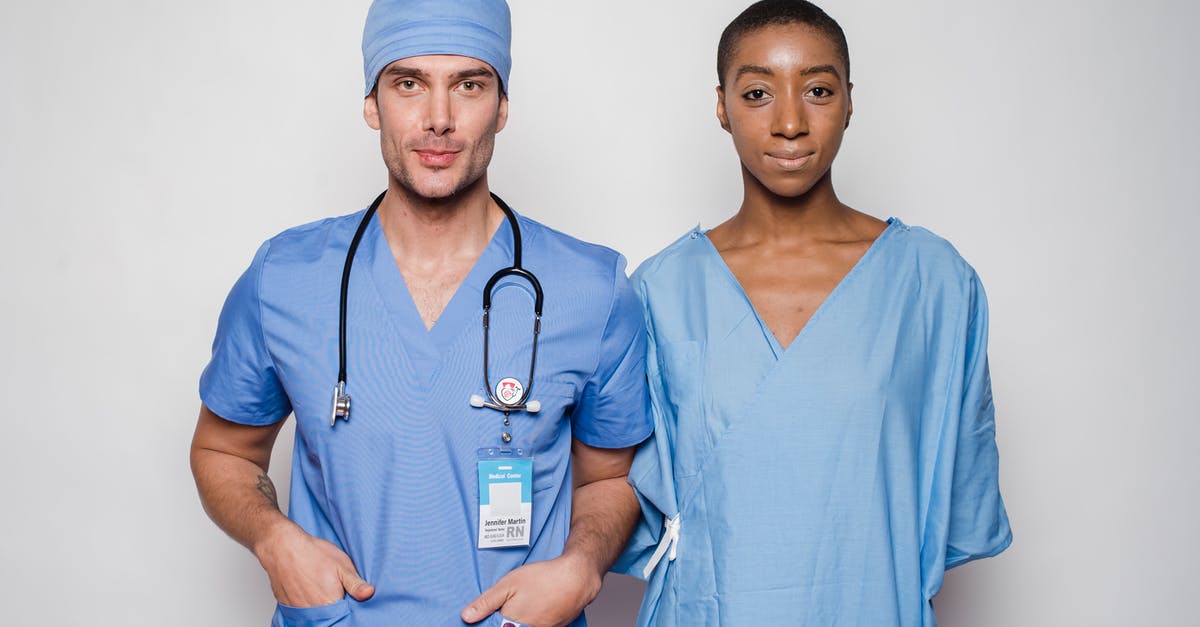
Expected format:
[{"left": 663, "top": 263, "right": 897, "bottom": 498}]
[{"left": 330, "top": 381, "right": 351, "bottom": 426}]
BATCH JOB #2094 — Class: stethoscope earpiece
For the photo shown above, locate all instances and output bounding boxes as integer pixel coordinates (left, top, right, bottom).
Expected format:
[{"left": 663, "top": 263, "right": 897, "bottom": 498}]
[{"left": 468, "top": 394, "right": 541, "bottom": 414}]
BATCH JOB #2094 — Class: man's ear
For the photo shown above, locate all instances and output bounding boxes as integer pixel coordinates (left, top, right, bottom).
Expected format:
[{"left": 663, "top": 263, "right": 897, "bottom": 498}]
[
  {"left": 716, "top": 86, "right": 731, "bottom": 133},
  {"left": 495, "top": 94, "right": 509, "bottom": 133},
  {"left": 844, "top": 82, "right": 854, "bottom": 129},
  {"left": 364, "top": 90, "right": 381, "bottom": 131}
]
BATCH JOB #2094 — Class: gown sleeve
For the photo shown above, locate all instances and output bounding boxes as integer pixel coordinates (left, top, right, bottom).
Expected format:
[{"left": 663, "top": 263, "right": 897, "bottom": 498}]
[
  {"left": 613, "top": 270, "right": 681, "bottom": 627},
  {"left": 922, "top": 270, "right": 1012, "bottom": 598},
  {"left": 199, "top": 241, "right": 292, "bottom": 425},
  {"left": 945, "top": 273, "right": 1012, "bottom": 568}
]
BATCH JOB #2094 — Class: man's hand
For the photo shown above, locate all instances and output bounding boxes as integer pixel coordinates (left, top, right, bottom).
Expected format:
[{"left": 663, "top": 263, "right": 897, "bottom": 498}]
[
  {"left": 460, "top": 553, "right": 602, "bottom": 627},
  {"left": 190, "top": 405, "right": 373, "bottom": 608},
  {"left": 461, "top": 440, "right": 640, "bottom": 626},
  {"left": 256, "top": 522, "right": 375, "bottom": 608}
]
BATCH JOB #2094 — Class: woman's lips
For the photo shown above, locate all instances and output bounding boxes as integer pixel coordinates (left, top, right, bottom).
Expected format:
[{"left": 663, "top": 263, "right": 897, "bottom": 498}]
[{"left": 768, "top": 151, "right": 814, "bottom": 170}]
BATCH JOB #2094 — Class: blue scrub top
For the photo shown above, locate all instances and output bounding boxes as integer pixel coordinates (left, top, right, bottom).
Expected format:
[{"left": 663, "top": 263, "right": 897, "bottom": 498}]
[
  {"left": 617, "top": 219, "right": 1011, "bottom": 626},
  {"left": 201, "top": 204, "right": 652, "bottom": 627}
]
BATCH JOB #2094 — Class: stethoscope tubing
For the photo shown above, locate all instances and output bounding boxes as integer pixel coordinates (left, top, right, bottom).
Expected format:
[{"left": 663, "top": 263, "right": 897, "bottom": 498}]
[
  {"left": 332, "top": 191, "right": 543, "bottom": 425},
  {"left": 338, "top": 191, "right": 387, "bottom": 387}
]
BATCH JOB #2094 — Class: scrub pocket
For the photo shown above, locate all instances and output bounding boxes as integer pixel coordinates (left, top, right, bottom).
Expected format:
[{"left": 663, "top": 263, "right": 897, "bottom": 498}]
[
  {"left": 517, "top": 379, "right": 577, "bottom": 494},
  {"left": 274, "top": 599, "right": 351, "bottom": 627}
]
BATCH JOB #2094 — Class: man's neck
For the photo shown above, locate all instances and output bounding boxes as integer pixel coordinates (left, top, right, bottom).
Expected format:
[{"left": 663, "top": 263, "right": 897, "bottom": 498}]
[
  {"left": 376, "top": 176, "right": 505, "bottom": 265},
  {"left": 376, "top": 176, "right": 506, "bottom": 330}
]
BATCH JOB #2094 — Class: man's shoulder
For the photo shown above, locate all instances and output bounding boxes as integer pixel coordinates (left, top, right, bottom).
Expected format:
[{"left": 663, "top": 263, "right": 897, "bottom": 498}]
[
  {"left": 518, "top": 215, "right": 627, "bottom": 280},
  {"left": 258, "top": 211, "right": 365, "bottom": 266}
]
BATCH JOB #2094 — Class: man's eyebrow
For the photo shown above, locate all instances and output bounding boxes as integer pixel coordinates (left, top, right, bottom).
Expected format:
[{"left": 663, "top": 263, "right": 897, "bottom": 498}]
[
  {"left": 453, "top": 67, "right": 496, "bottom": 81},
  {"left": 383, "top": 65, "right": 426, "bottom": 78},
  {"left": 382, "top": 66, "right": 495, "bottom": 82}
]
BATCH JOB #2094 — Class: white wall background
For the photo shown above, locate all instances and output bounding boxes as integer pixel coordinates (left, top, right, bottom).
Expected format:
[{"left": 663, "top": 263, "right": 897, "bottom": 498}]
[{"left": 1, "top": 0, "right": 1197, "bottom": 625}]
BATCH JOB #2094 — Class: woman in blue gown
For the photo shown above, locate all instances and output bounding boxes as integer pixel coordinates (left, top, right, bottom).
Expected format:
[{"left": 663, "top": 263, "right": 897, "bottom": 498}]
[{"left": 617, "top": 1, "right": 1011, "bottom": 625}]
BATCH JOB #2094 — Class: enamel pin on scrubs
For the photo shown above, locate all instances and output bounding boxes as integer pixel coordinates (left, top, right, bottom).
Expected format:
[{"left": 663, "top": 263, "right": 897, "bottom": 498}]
[{"left": 495, "top": 377, "right": 523, "bottom": 405}]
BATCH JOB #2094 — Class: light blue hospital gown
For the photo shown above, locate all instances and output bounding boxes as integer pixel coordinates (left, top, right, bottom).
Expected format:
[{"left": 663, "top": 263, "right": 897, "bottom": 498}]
[
  {"left": 617, "top": 219, "right": 1011, "bottom": 626},
  {"left": 201, "top": 205, "right": 651, "bottom": 627}
]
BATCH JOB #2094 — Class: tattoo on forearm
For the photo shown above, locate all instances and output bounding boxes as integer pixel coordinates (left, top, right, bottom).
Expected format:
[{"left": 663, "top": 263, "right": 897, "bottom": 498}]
[{"left": 256, "top": 473, "right": 279, "bottom": 508}]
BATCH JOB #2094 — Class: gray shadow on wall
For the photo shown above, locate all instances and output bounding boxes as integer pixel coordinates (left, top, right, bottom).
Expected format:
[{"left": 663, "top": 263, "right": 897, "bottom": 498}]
[{"left": 587, "top": 573, "right": 646, "bottom": 626}]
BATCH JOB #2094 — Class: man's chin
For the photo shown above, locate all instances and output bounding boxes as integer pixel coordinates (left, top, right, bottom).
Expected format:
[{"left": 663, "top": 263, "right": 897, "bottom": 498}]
[
  {"left": 395, "top": 177, "right": 465, "bottom": 202},
  {"left": 395, "top": 172, "right": 489, "bottom": 204}
]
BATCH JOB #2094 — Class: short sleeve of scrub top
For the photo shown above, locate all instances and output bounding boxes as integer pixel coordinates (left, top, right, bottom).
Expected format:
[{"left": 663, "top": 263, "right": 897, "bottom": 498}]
[
  {"left": 199, "top": 241, "right": 291, "bottom": 426},
  {"left": 571, "top": 258, "right": 652, "bottom": 448}
]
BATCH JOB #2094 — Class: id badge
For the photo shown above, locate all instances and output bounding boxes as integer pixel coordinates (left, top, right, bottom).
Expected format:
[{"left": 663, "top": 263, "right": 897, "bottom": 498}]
[{"left": 477, "top": 447, "right": 533, "bottom": 549}]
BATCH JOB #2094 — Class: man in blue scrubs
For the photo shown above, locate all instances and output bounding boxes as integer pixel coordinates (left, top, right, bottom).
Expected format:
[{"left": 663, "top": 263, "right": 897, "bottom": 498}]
[
  {"left": 189, "top": 2, "right": 652, "bottom": 625},
  {"left": 619, "top": 1, "right": 1010, "bottom": 625}
]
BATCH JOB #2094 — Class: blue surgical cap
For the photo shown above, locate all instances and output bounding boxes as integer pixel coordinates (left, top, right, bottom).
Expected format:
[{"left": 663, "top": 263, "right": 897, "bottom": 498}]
[{"left": 362, "top": 0, "right": 512, "bottom": 97}]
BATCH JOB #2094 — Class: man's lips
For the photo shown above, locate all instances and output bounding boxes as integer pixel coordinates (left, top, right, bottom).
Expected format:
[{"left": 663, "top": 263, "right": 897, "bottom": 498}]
[
  {"left": 415, "top": 149, "right": 460, "bottom": 167},
  {"left": 767, "top": 151, "right": 814, "bottom": 170}
]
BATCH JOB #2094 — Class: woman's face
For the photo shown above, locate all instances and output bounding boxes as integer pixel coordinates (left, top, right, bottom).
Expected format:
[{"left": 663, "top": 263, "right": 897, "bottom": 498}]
[{"left": 717, "top": 24, "right": 852, "bottom": 199}]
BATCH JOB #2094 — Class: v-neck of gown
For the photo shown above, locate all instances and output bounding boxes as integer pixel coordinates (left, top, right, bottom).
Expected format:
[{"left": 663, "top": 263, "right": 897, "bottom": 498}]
[
  {"left": 697, "top": 218, "right": 900, "bottom": 360},
  {"left": 364, "top": 210, "right": 515, "bottom": 357}
]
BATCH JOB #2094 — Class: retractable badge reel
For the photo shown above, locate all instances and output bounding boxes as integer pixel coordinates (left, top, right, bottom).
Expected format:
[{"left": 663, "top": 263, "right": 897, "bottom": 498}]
[{"left": 471, "top": 377, "right": 541, "bottom": 443}]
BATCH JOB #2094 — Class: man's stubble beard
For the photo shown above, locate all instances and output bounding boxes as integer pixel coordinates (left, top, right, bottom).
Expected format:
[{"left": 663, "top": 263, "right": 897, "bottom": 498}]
[{"left": 382, "top": 124, "right": 498, "bottom": 206}]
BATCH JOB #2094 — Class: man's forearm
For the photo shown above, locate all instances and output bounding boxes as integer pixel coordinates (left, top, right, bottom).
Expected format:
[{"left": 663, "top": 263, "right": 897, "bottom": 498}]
[
  {"left": 191, "top": 447, "right": 295, "bottom": 557},
  {"left": 561, "top": 475, "right": 641, "bottom": 580},
  {"left": 189, "top": 406, "right": 297, "bottom": 559},
  {"left": 191, "top": 408, "right": 375, "bottom": 607}
]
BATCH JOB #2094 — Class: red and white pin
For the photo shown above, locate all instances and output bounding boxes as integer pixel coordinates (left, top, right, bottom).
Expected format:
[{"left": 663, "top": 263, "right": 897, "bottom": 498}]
[{"left": 495, "top": 377, "right": 524, "bottom": 405}]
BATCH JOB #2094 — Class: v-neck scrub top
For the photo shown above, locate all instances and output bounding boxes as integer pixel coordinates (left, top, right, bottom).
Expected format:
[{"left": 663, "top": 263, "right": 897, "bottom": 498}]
[
  {"left": 618, "top": 219, "right": 1011, "bottom": 626},
  {"left": 200, "top": 207, "right": 652, "bottom": 627}
]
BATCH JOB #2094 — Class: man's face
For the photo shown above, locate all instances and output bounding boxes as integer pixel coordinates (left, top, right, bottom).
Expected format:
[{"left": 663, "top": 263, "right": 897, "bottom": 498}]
[
  {"left": 364, "top": 55, "right": 508, "bottom": 200},
  {"left": 716, "top": 24, "right": 852, "bottom": 199}
]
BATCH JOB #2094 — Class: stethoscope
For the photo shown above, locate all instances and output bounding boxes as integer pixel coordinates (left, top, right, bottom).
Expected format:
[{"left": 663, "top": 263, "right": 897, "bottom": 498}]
[{"left": 330, "top": 191, "right": 543, "bottom": 443}]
